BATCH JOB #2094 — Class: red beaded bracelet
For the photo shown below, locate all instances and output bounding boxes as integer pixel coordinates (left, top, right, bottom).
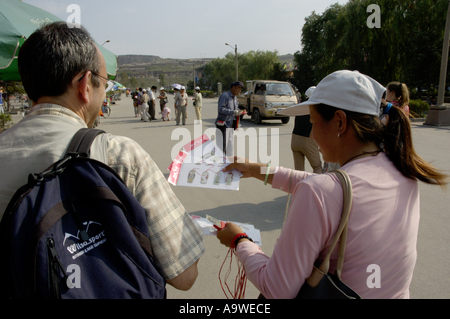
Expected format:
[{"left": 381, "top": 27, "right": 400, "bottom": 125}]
[{"left": 231, "top": 233, "right": 253, "bottom": 249}]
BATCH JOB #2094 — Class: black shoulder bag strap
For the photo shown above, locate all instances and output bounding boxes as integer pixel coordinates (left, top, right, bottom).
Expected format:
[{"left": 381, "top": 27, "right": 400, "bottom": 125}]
[
  {"left": 66, "top": 128, "right": 161, "bottom": 268},
  {"left": 66, "top": 128, "right": 105, "bottom": 157}
]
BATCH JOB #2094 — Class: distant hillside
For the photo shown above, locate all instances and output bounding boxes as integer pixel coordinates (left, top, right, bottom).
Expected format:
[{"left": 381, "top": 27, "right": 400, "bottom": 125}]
[
  {"left": 115, "top": 54, "right": 296, "bottom": 89},
  {"left": 118, "top": 54, "right": 294, "bottom": 67},
  {"left": 117, "top": 55, "right": 161, "bottom": 66},
  {"left": 279, "top": 54, "right": 295, "bottom": 68}
]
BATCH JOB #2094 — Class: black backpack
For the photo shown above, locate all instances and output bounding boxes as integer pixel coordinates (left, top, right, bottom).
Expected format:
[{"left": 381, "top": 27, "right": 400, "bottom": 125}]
[{"left": 0, "top": 128, "right": 166, "bottom": 299}]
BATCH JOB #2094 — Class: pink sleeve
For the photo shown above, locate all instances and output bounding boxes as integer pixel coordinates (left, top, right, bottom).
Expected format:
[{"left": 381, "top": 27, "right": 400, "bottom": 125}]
[
  {"left": 237, "top": 175, "right": 340, "bottom": 299},
  {"left": 271, "top": 166, "right": 313, "bottom": 193}
]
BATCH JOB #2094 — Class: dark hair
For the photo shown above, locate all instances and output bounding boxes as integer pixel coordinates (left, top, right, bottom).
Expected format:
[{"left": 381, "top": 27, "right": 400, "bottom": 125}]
[
  {"left": 315, "top": 104, "right": 449, "bottom": 188},
  {"left": 18, "top": 21, "right": 101, "bottom": 103},
  {"left": 230, "top": 81, "right": 243, "bottom": 89}
]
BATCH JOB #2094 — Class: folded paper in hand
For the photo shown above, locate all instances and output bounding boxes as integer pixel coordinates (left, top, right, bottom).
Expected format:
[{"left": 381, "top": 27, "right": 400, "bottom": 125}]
[{"left": 191, "top": 214, "right": 262, "bottom": 246}]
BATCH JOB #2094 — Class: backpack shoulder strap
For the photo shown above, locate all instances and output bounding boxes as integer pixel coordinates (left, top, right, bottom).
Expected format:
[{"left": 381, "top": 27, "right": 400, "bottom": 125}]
[{"left": 66, "top": 128, "right": 105, "bottom": 157}]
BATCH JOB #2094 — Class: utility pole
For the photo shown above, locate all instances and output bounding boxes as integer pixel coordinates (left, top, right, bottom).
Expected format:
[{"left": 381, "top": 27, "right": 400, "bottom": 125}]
[
  {"left": 226, "top": 43, "right": 238, "bottom": 81},
  {"left": 425, "top": 0, "right": 450, "bottom": 126}
]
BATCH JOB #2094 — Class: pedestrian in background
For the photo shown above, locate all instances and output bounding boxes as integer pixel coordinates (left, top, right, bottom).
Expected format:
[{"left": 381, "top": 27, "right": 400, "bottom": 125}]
[
  {"left": 175, "top": 86, "right": 188, "bottom": 125},
  {"left": 193, "top": 86, "right": 202, "bottom": 123},
  {"left": 131, "top": 87, "right": 140, "bottom": 117},
  {"left": 215, "top": 81, "right": 244, "bottom": 155},
  {"left": 137, "top": 88, "right": 143, "bottom": 120},
  {"left": 148, "top": 86, "right": 157, "bottom": 120},
  {"left": 386, "top": 82, "right": 410, "bottom": 117},
  {"left": 140, "top": 89, "right": 150, "bottom": 122},
  {"left": 158, "top": 87, "right": 168, "bottom": 116},
  {"left": 173, "top": 87, "right": 179, "bottom": 120},
  {"left": 291, "top": 86, "right": 322, "bottom": 173}
]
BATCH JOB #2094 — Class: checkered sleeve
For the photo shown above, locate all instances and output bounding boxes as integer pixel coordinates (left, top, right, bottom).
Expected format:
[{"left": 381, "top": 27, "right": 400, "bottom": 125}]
[{"left": 106, "top": 135, "right": 205, "bottom": 279}]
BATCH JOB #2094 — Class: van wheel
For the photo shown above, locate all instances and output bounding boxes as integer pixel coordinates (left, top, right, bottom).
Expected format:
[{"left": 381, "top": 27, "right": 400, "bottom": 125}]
[
  {"left": 281, "top": 117, "right": 290, "bottom": 124},
  {"left": 252, "top": 109, "right": 262, "bottom": 124}
]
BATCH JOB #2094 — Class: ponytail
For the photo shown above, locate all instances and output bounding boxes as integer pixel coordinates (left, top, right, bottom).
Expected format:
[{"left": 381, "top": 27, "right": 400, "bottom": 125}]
[
  {"left": 399, "top": 83, "right": 410, "bottom": 109},
  {"left": 383, "top": 106, "right": 448, "bottom": 188},
  {"left": 315, "top": 103, "right": 449, "bottom": 188}
]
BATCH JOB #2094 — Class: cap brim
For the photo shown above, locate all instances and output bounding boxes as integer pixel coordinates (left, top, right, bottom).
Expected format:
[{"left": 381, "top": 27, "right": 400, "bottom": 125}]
[{"left": 278, "top": 101, "right": 319, "bottom": 116}]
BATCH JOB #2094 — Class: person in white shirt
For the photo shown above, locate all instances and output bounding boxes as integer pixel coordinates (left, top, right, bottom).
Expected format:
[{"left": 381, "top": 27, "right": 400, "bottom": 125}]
[
  {"left": 174, "top": 86, "right": 188, "bottom": 125},
  {"left": 193, "top": 86, "right": 202, "bottom": 123}
]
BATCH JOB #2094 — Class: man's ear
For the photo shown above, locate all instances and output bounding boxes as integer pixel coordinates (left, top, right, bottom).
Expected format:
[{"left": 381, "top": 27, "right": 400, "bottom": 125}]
[{"left": 75, "top": 71, "right": 91, "bottom": 103}]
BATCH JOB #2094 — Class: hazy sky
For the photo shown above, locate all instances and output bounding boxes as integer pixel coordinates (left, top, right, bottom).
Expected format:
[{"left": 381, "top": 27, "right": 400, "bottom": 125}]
[{"left": 23, "top": 0, "right": 348, "bottom": 59}]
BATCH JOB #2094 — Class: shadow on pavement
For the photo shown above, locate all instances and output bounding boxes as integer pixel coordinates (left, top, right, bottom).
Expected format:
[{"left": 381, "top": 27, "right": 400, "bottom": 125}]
[{"left": 189, "top": 195, "right": 289, "bottom": 232}]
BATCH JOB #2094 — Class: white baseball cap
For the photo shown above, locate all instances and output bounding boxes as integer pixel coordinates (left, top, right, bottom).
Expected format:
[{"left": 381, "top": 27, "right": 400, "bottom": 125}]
[
  {"left": 305, "top": 86, "right": 316, "bottom": 98},
  {"left": 279, "top": 70, "right": 386, "bottom": 117}
]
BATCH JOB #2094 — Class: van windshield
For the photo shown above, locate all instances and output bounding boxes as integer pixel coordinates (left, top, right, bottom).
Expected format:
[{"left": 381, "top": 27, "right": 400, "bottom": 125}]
[{"left": 265, "top": 83, "right": 294, "bottom": 96}]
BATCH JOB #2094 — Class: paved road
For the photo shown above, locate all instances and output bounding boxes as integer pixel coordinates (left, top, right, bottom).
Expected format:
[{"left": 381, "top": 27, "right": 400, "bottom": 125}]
[{"left": 10, "top": 94, "right": 449, "bottom": 299}]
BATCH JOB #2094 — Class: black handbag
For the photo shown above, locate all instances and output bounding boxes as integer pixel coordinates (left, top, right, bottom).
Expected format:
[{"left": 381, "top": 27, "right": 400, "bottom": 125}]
[{"left": 258, "top": 169, "right": 360, "bottom": 299}]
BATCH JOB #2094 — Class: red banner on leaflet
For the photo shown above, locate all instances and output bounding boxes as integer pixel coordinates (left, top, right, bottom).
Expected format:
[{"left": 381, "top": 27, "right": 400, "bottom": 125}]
[
  {"left": 168, "top": 134, "right": 210, "bottom": 185},
  {"left": 183, "top": 134, "right": 210, "bottom": 152},
  {"left": 168, "top": 151, "right": 188, "bottom": 185}
]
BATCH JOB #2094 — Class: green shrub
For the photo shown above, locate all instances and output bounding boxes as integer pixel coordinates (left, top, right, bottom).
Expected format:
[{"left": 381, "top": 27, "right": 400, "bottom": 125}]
[
  {"left": 0, "top": 113, "right": 13, "bottom": 132},
  {"left": 409, "top": 99, "right": 429, "bottom": 118}
]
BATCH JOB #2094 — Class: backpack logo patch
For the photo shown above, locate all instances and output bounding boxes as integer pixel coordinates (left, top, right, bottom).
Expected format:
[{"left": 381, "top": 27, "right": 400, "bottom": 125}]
[{"left": 63, "top": 221, "right": 107, "bottom": 260}]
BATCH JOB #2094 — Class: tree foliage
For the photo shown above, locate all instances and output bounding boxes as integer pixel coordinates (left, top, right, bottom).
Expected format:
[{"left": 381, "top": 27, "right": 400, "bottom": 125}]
[
  {"left": 201, "top": 50, "right": 280, "bottom": 91},
  {"left": 271, "top": 62, "right": 290, "bottom": 82},
  {"left": 293, "top": 0, "right": 449, "bottom": 96}
]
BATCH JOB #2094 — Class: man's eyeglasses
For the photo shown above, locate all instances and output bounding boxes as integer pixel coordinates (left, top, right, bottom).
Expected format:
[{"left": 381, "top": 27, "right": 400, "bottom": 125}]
[{"left": 78, "top": 71, "right": 115, "bottom": 93}]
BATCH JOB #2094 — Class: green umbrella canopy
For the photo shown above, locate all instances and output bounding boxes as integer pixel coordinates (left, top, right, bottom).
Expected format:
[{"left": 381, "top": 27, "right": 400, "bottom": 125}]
[
  {"left": 113, "top": 82, "right": 126, "bottom": 89},
  {"left": 0, "top": 0, "right": 117, "bottom": 81}
]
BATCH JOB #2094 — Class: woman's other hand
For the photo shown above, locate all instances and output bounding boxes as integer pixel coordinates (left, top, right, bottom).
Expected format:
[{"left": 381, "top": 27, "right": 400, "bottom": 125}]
[{"left": 216, "top": 222, "right": 246, "bottom": 248}]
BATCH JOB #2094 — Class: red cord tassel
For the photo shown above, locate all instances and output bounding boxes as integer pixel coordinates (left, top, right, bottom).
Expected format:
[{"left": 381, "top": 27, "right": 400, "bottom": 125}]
[{"left": 219, "top": 247, "right": 248, "bottom": 299}]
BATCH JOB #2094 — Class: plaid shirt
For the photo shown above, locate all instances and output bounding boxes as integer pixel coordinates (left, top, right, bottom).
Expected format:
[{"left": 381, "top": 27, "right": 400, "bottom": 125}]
[{"left": 0, "top": 104, "right": 204, "bottom": 280}]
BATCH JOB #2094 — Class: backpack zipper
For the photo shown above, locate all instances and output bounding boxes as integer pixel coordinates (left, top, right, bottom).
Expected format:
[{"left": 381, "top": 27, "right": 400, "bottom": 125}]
[{"left": 47, "top": 238, "right": 72, "bottom": 298}]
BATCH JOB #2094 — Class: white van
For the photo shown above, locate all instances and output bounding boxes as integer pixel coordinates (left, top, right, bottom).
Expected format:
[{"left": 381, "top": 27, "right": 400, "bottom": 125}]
[{"left": 237, "top": 80, "right": 298, "bottom": 124}]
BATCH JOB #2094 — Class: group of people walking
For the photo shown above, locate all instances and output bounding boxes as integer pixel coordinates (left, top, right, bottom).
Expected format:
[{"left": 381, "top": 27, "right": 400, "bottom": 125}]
[
  {"left": 131, "top": 86, "right": 167, "bottom": 122},
  {"left": 130, "top": 86, "right": 202, "bottom": 124}
]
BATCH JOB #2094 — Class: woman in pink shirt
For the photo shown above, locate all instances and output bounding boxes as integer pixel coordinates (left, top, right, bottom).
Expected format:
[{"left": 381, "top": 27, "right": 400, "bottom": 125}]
[{"left": 217, "top": 70, "right": 448, "bottom": 299}]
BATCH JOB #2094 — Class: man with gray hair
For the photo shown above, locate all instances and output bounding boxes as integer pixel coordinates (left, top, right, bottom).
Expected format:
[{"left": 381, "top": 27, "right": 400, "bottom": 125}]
[{"left": 0, "top": 22, "right": 204, "bottom": 297}]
